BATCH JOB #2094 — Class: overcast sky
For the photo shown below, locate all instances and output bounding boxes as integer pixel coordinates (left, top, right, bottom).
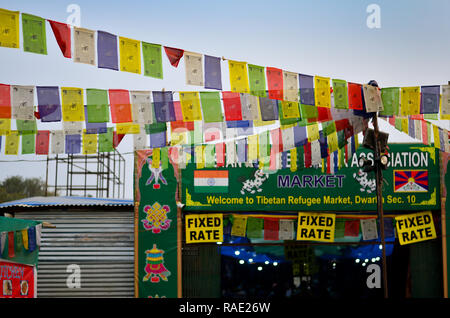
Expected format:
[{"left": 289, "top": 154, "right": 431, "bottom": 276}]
[{"left": 0, "top": 0, "right": 449, "bottom": 199}]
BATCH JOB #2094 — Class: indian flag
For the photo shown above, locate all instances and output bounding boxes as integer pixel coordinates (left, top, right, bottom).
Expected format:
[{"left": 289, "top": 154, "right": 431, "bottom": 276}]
[{"left": 194, "top": 170, "right": 229, "bottom": 193}]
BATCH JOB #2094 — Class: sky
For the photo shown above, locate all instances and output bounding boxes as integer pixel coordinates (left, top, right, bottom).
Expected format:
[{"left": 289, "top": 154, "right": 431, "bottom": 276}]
[{"left": 0, "top": 0, "right": 449, "bottom": 199}]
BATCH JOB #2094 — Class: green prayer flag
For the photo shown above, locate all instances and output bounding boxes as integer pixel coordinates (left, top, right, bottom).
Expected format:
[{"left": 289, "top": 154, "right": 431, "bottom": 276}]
[
  {"left": 246, "top": 217, "right": 264, "bottom": 239},
  {"left": 142, "top": 42, "right": 163, "bottom": 79},
  {"left": 205, "top": 144, "right": 215, "bottom": 168},
  {"left": 334, "top": 219, "right": 346, "bottom": 239},
  {"left": 98, "top": 127, "right": 114, "bottom": 152},
  {"left": 15, "top": 230, "right": 23, "bottom": 253},
  {"left": 337, "top": 130, "right": 347, "bottom": 149},
  {"left": 424, "top": 113, "right": 438, "bottom": 120},
  {"left": 332, "top": 79, "right": 348, "bottom": 109},
  {"left": 145, "top": 121, "right": 167, "bottom": 134},
  {"left": 248, "top": 64, "right": 267, "bottom": 97},
  {"left": 22, "top": 13, "right": 47, "bottom": 55},
  {"left": 200, "top": 92, "right": 223, "bottom": 123},
  {"left": 21, "top": 133, "right": 35, "bottom": 154},
  {"left": 395, "top": 117, "right": 402, "bottom": 131},
  {"left": 16, "top": 119, "right": 37, "bottom": 135},
  {"left": 380, "top": 87, "right": 400, "bottom": 116},
  {"left": 297, "top": 146, "right": 304, "bottom": 168},
  {"left": 279, "top": 101, "right": 300, "bottom": 126},
  {"left": 161, "top": 147, "right": 168, "bottom": 170},
  {"left": 86, "top": 89, "right": 110, "bottom": 123},
  {"left": 300, "top": 103, "right": 318, "bottom": 121},
  {"left": 322, "top": 121, "right": 336, "bottom": 136}
]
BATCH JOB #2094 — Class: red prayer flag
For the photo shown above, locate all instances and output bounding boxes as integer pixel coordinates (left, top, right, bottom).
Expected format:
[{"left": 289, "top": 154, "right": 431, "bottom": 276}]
[
  {"left": 222, "top": 91, "right": 243, "bottom": 121},
  {"left": 388, "top": 116, "right": 396, "bottom": 126},
  {"left": 421, "top": 120, "right": 428, "bottom": 145},
  {"left": 266, "top": 67, "right": 283, "bottom": 100},
  {"left": 171, "top": 120, "right": 194, "bottom": 131},
  {"left": 36, "top": 130, "right": 50, "bottom": 155},
  {"left": 304, "top": 142, "right": 312, "bottom": 168},
  {"left": 113, "top": 131, "right": 125, "bottom": 148},
  {"left": 109, "top": 89, "right": 132, "bottom": 123},
  {"left": 8, "top": 232, "right": 15, "bottom": 258},
  {"left": 48, "top": 20, "right": 72, "bottom": 58},
  {"left": 0, "top": 84, "right": 11, "bottom": 118},
  {"left": 335, "top": 119, "right": 350, "bottom": 132},
  {"left": 264, "top": 219, "right": 279, "bottom": 240},
  {"left": 216, "top": 142, "right": 225, "bottom": 167},
  {"left": 348, "top": 83, "right": 363, "bottom": 110},
  {"left": 164, "top": 46, "right": 184, "bottom": 67},
  {"left": 344, "top": 220, "right": 360, "bottom": 237},
  {"left": 317, "top": 107, "right": 332, "bottom": 122},
  {"left": 270, "top": 128, "right": 283, "bottom": 153}
]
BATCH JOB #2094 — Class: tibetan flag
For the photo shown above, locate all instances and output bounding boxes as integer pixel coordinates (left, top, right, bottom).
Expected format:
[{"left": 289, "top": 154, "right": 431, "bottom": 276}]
[
  {"left": 240, "top": 93, "right": 259, "bottom": 121},
  {"left": 299, "top": 74, "right": 315, "bottom": 106},
  {"left": 380, "top": 87, "right": 400, "bottom": 116},
  {"left": 48, "top": 20, "right": 71, "bottom": 58},
  {"left": 204, "top": 55, "right": 222, "bottom": 90},
  {"left": 22, "top": 13, "right": 47, "bottom": 54},
  {"left": 61, "top": 87, "right": 85, "bottom": 121},
  {"left": 200, "top": 92, "right": 223, "bottom": 123},
  {"left": 36, "top": 130, "right": 50, "bottom": 155},
  {"left": 98, "top": 127, "right": 114, "bottom": 153},
  {"left": 184, "top": 51, "right": 204, "bottom": 86},
  {"left": 344, "top": 220, "right": 360, "bottom": 237},
  {"left": 401, "top": 87, "right": 421, "bottom": 116},
  {"left": 283, "top": 71, "right": 299, "bottom": 102},
  {"left": 348, "top": 82, "right": 363, "bottom": 110},
  {"left": 11, "top": 85, "right": 34, "bottom": 121},
  {"left": 50, "top": 130, "right": 65, "bottom": 154},
  {"left": 420, "top": 85, "right": 440, "bottom": 114},
  {"left": 37, "top": 86, "right": 62, "bottom": 122},
  {"left": 179, "top": 92, "right": 202, "bottom": 121},
  {"left": 164, "top": 46, "right": 184, "bottom": 67},
  {"left": 7, "top": 231, "right": 14, "bottom": 258},
  {"left": 152, "top": 91, "right": 176, "bottom": 122},
  {"left": 229, "top": 60, "right": 250, "bottom": 94},
  {"left": 259, "top": 97, "right": 278, "bottom": 121},
  {"left": 247, "top": 218, "right": 263, "bottom": 239},
  {"left": 332, "top": 79, "right": 349, "bottom": 109},
  {"left": 97, "top": 30, "right": 118, "bottom": 70},
  {"left": 0, "top": 9, "right": 20, "bottom": 48},
  {"left": 131, "top": 90, "right": 153, "bottom": 124},
  {"left": 65, "top": 134, "right": 81, "bottom": 154},
  {"left": 82, "top": 130, "right": 97, "bottom": 154},
  {"left": 5, "top": 131, "right": 19, "bottom": 155},
  {"left": 0, "top": 84, "right": 11, "bottom": 118},
  {"left": 442, "top": 85, "right": 450, "bottom": 119},
  {"left": 266, "top": 67, "right": 283, "bottom": 100},
  {"left": 194, "top": 170, "right": 228, "bottom": 193},
  {"left": 362, "top": 84, "right": 383, "bottom": 112},
  {"left": 119, "top": 37, "right": 141, "bottom": 74},
  {"left": 264, "top": 219, "right": 279, "bottom": 241},
  {"left": 21, "top": 134, "right": 35, "bottom": 154},
  {"left": 394, "top": 170, "right": 428, "bottom": 192},
  {"left": 73, "top": 27, "right": 95, "bottom": 65},
  {"left": 109, "top": 89, "right": 132, "bottom": 123},
  {"left": 222, "top": 91, "right": 243, "bottom": 121},
  {"left": 248, "top": 64, "right": 266, "bottom": 97},
  {"left": 314, "top": 76, "right": 331, "bottom": 108},
  {"left": 142, "top": 42, "right": 163, "bottom": 79},
  {"left": 86, "top": 89, "right": 110, "bottom": 123}
]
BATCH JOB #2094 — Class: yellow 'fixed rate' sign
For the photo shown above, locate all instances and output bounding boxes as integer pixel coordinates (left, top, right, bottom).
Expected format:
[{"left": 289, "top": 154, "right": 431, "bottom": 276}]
[
  {"left": 185, "top": 213, "right": 223, "bottom": 244},
  {"left": 395, "top": 211, "right": 436, "bottom": 245},
  {"left": 296, "top": 212, "right": 336, "bottom": 242}
]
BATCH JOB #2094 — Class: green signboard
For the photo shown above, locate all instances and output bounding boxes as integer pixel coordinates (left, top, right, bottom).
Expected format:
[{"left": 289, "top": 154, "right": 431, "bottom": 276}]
[
  {"left": 181, "top": 144, "right": 440, "bottom": 213},
  {"left": 135, "top": 150, "right": 178, "bottom": 298}
]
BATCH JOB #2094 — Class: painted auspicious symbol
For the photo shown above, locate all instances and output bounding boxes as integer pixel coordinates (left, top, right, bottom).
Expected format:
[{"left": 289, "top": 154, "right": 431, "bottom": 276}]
[
  {"left": 142, "top": 202, "right": 171, "bottom": 233},
  {"left": 146, "top": 158, "right": 167, "bottom": 189},
  {"left": 143, "top": 244, "right": 171, "bottom": 283}
]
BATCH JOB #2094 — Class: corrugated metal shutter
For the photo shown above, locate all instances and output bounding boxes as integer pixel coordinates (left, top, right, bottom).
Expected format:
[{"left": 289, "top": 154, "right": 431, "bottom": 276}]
[{"left": 14, "top": 210, "right": 134, "bottom": 298}]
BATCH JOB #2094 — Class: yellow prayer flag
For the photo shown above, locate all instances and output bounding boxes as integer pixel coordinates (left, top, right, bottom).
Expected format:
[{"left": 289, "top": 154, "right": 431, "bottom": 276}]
[
  {"left": 247, "top": 134, "right": 258, "bottom": 161},
  {"left": 0, "top": 9, "right": 20, "bottom": 48},
  {"left": 440, "top": 93, "right": 450, "bottom": 120},
  {"left": 82, "top": 130, "right": 97, "bottom": 154},
  {"left": 290, "top": 148, "right": 297, "bottom": 172},
  {"left": 152, "top": 148, "right": 160, "bottom": 168},
  {"left": 171, "top": 132, "right": 187, "bottom": 146},
  {"left": 228, "top": 60, "right": 250, "bottom": 94},
  {"left": 61, "top": 87, "right": 85, "bottom": 122},
  {"left": 119, "top": 37, "right": 141, "bottom": 74},
  {"left": 400, "top": 87, "right": 420, "bottom": 116},
  {"left": 327, "top": 131, "right": 338, "bottom": 153},
  {"left": 314, "top": 76, "right": 331, "bottom": 108},
  {"left": 401, "top": 118, "right": 409, "bottom": 135},
  {"left": 5, "top": 130, "right": 19, "bottom": 155},
  {"left": 179, "top": 92, "right": 202, "bottom": 121},
  {"left": 307, "top": 123, "right": 320, "bottom": 142},
  {"left": 21, "top": 229, "right": 28, "bottom": 250},
  {"left": 195, "top": 145, "right": 205, "bottom": 169},
  {"left": 0, "top": 118, "right": 11, "bottom": 135},
  {"left": 116, "top": 123, "right": 140, "bottom": 134},
  {"left": 280, "top": 100, "right": 300, "bottom": 119},
  {"left": 231, "top": 215, "right": 247, "bottom": 237},
  {"left": 433, "top": 124, "right": 440, "bottom": 149}
]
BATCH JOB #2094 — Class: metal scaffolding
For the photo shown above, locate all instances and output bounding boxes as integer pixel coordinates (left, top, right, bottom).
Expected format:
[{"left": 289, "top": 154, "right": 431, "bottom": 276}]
[{"left": 44, "top": 149, "right": 126, "bottom": 198}]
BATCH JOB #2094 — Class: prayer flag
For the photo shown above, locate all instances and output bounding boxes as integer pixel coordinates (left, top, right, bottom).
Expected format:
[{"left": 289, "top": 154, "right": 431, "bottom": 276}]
[
  {"left": 22, "top": 13, "right": 47, "bottom": 54},
  {"left": 73, "top": 27, "right": 95, "bottom": 65},
  {"left": 21, "top": 229, "right": 28, "bottom": 250},
  {"left": 36, "top": 130, "right": 50, "bottom": 155},
  {"left": 0, "top": 9, "right": 19, "bottom": 48},
  {"left": 200, "top": 91, "right": 223, "bottom": 123},
  {"left": 433, "top": 124, "right": 440, "bottom": 149},
  {"left": 401, "top": 87, "right": 421, "bottom": 116},
  {"left": 62, "top": 121, "right": 82, "bottom": 135},
  {"left": 37, "top": 86, "right": 62, "bottom": 122},
  {"left": 240, "top": 93, "right": 259, "bottom": 121},
  {"left": 311, "top": 140, "right": 321, "bottom": 166},
  {"left": 152, "top": 91, "right": 176, "bottom": 122},
  {"left": 279, "top": 219, "right": 295, "bottom": 240},
  {"left": 109, "top": 89, "right": 132, "bottom": 123},
  {"left": 164, "top": 46, "right": 184, "bottom": 67},
  {"left": 344, "top": 220, "right": 360, "bottom": 237},
  {"left": 282, "top": 126, "right": 295, "bottom": 152},
  {"left": 420, "top": 85, "right": 440, "bottom": 114},
  {"left": 266, "top": 67, "right": 283, "bottom": 100},
  {"left": 116, "top": 122, "right": 140, "bottom": 134},
  {"left": 280, "top": 100, "right": 300, "bottom": 119},
  {"left": 86, "top": 89, "right": 109, "bottom": 123},
  {"left": 299, "top": 74, "right": 315, "bottom": 106},
  {"left": 229, "top": 60, "right": 250, "bottom": 94},
  {"left": 247, "top": 134, "right": 258, "bottom": 162},
  {"left": 11, "top": 85, "right": 34, "bottom": 121},
  {"left": 131, "top": 90, "right": 153, "bottom": 124},
  {"left": 5, "top": 130, "right": 19, "bottom": 155},
  {"left": 247, "top": 218, "right": 263, "bottom": 239},
  {"left": 0, "top": 84, "right": 11, "bottom": 118},
  {"left": 236, "top": 138, "right": 247, "bottom": 163},
  {"left": 184, "top": 51, "right": 203, "bottom": 86},
  {"left": 248, "top": 64, "right": 266, "bottom": 97},
  {"left": 65, "top": 134, "right": 81, "bottom": 154},
  {"left": 204, "top": 143, "right": 215, "bottom": 168},
  {"left": 264, "top": 219, "right": 279, "bottom": 241},
  {"left": 8, "top": 231, "right": 14, "bottom": 258},
  {"left": 195, "top": 145, "right": 204, "bottom": 169},
  {"left": 259, "top": 96, "right": 278, "bottom": 121},
  {"left": 348, "top": 82, "right": 363, "bottom": 110},
  {"left": 216, "top": 142, "right": 225, "bottom": 167},
  {"left": 150, "top": 131, "right": 166, "bottom": 148},
  {"left": 231, "top": 216, "right": 247, "bottom": 237},
  {"left": 28, "top": 227, "right": 36, "bottom": 252},
  {"left": 48, "top": 20, "right": 71, "bottom": 58},
  {"left": 332, "top": 79, "right": 348, "bottom": 109},
  {"left": 222, "top": 91, "right": 243, "bottom": 121},
  {"left": 314, "top": 76, "right": 331, "bottom": 108},
  {"left": 98, "top": 127, "right": 114, "bottom": 152},
  {"left": 119, "top": 37, "right": 141, "bottom": 74},
  {"left": 307, "top": 123, "right": 320, "bottom": 142},
  {"left": 360, "top": 219, "right": 378, "bottom": 241},
  {"left": 362, "top": 84, "right": 383, "bottom": 112},
  {"left": 179, "top": 92, "right": 202, "bottom": 121},
  {"left": 50, "top": 130, "right": 64, "bottom": 154},
  {"left": 226, "top": 140, "right": 237, "bottom": 167},
  {"left": 290, "top": 147, "right": 297, "bottom": 172},
  {"left": 0, "top": 118, "right": 10, "bottom": 135},
  {"left": 97, "top": 30, "right": 118, "bottom": 70},
  {"left": 142, "top": 42, "right": 163, "bottom": 79},
  {"left": 204, "top": 55, "right": 222, "bottom": 90},
  {"left": 21, "top": 134, "right": 35, "bottom": 154},
  {"left": 293, "top": 125, "right": 307, "bottom": 146},
  {"left": 334, "top": 219, "right": 345, "bottom": 239},
  {"left": 16, "top": 119, "right": 37, "bottom": 135},
  {"left": 380, "top": 87, "right": 400, "bottom": 116},
  {"left": 82, "top": 130, "right": 97, "bottom": 154},
  {"left": 442, "top": 85, "right": 450, "bottom": 118},
  {"left": 283, "top": 71, "right": 299, "bottom": 102},
  {"left": 61, "top": 87, "right": 85, "bottom": 121}
]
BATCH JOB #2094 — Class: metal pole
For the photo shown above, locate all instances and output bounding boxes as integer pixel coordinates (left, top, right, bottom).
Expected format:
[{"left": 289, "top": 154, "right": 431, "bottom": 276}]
[{"left": 373, "top": 113, "right": 388, "bottom": 298}]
